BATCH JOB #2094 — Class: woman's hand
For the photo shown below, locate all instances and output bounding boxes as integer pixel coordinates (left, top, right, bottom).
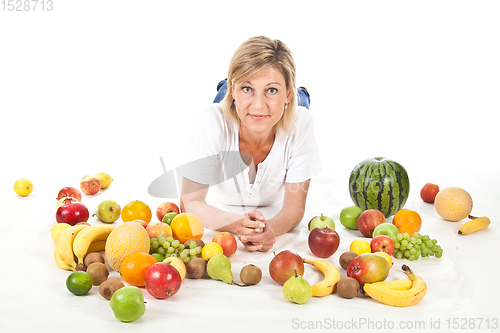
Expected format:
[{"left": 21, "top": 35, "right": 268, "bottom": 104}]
[{"left": 237, "top": 210, "right": 275, "bottom": 252}]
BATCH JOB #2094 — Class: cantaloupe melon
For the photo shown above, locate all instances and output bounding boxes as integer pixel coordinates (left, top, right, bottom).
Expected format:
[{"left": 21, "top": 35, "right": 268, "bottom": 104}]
[
  {"left": 434, "top": 187, "right": 473, "bottom": 222},
  {"left": 105, "top": 222, "right": 150, "bottom": 271}
]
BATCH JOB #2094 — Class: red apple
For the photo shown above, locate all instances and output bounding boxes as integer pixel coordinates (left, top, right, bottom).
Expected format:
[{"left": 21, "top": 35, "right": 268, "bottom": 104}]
[
  {"left": 56, "top": 186, "right": 82, "bottom": 202},
  {"left": 156, "top": 202, "right": 180, "bottom": 222},
  {"left": 420, "top": 183, "right": 440, "bottom": 203},
  {"left": 370, "top": 235, "right": 394, "bottom": 255},
  {"left": 357, "top": 209, "right": 386, "bottom": 238},
  {"left": 144, "top": 262, "right": 182, "bottom": 299},
  {"left": 212, "top": 232, "right": 237, "bottom": 257},
  {"left": 56, "top": 201, "right": 89, "bottom": 225},
  {"left": 308, "top": 227, "right": 340, "bottom": 258},
  {"left": 268, "top": 250, "right": 304, "bottom": 285},
  {"left": 346, "top": 253, "right": 390, "bottom": 287},
  {"left": 146, "top": 222, "right": 173, "bottom": 239},
  {"left": 79, "top": 175, "right": 101, "bottom": 195}
]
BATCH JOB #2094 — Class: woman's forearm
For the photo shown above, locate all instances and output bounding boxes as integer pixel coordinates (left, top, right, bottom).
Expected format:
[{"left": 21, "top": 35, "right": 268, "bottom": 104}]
[
  {"left": 181, "top": 199, "right": 244, "bottom": 235},
  {"left": 266, "top": 204, "right": 305, "bottom": 236}
]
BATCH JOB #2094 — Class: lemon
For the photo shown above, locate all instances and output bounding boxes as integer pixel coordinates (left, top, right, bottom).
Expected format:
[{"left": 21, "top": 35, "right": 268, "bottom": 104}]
[
  {"left": 201, "top": 242, "right": 223, "bottom": 261},
  {"left": 50, "top": 223, "right": 72, "bottom": 242},
  {"left": 95, "top": 172, "right": 113, "bottom": 189},
  {"left": 349, "top": 239, "right": 371, "bottom": 255},
  {"left": 374, "top": 251, "right": 393, "bottom": 269},
  {"left": 14, "top": 178, "right": 33, "bottom": 197}
]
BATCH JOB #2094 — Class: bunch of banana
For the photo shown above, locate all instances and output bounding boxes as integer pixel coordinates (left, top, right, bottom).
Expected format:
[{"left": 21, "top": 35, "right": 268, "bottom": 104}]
[
  {"left": 54, "top": 224, "right": 114, "bottom": 271},
  {"left": 458, "top": 215, "right": 491, "bottom": 235},
  {"left": 302, "top": 258, "right": 340, "bottom": 297},
  {"left": 363, "top": 264, "right": 426, "bottom": 307}
]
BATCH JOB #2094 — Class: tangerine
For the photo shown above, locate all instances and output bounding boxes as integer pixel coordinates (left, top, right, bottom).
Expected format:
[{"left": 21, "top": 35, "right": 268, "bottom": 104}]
[
  {"left": 392, "top": 209, "right": 422, "bottom": 237},
  {"left": 119, "top": 252, "right": 158, "bottom": 287},
  {"left": 122, "top": 200, "right": 152, "bottom": 224},
  {"left": 434, "top": 187, "right": 473, "bottom": 222},
  {"left": 170, "top": 213, "right": 204, "bottom": 243}
]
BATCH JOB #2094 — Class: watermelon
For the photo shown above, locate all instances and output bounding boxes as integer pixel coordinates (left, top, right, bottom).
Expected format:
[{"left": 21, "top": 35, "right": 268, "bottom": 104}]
[{"left": 349, "top": 157, "right": 410, "bottom": 218}]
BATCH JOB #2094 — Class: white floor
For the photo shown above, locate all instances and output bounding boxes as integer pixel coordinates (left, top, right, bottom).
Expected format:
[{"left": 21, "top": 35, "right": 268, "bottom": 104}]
[{"left": 1, "top": 1, "right": 499, "bottom": 332}]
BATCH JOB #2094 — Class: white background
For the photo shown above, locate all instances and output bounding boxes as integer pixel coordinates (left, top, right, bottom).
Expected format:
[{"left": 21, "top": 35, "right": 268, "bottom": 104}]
[{"left": 1, "top": 1, "right": 499, "bottom": 332}]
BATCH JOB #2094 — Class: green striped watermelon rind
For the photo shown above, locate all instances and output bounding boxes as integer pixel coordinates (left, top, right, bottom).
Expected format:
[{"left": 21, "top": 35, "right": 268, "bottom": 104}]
[{"left": 348, "top": 157, "right": 410, "bottom": 218}]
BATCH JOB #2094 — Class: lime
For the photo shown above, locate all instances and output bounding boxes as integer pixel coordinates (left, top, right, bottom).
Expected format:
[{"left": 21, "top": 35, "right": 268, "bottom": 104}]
[
  {"left": 162, "top": 212, "right": 178, "bottom": 226},
  {"left": 152, "top": 253, "right": 165, "bottom": 262},
  {"left": 66, "top": 271, "right": 93, "bottom": 296},
  {"left": 14, "top": 178, "right": 33, "bottom": 197}
]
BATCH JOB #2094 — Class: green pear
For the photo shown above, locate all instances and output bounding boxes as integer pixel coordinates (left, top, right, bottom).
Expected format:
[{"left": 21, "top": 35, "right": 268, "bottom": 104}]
[
  {"left": 207, "top": 254, "right": 234, "bottom": 284},
  {"left": 94, "top": 200, "right": 121, "bottom": 223},
  {"left": 282, "top": 271, "right": 312, "bottom": 304}
]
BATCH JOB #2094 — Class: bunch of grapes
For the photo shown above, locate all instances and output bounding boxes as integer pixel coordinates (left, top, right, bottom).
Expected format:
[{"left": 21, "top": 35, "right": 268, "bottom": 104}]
[
  {"left": 392, "top": 232, "right": 443, "bottom": 261},
  {"left": 149, "top": 234, "right": 202, "bottom": 264}
]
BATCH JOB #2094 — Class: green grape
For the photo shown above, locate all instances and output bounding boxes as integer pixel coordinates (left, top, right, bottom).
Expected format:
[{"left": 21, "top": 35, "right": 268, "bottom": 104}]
[
  {"left": 403, "top": 233, "right": 410, "bottom": 240},
  {"left": 407, "top": 243, "right": 413, "bottom": 249},
  {"left": 422, "top": 235, "right": 430, "bottom": 242},
  {"left": 435, "top": 250, "right": 443, "bottom": 258},
  {"left": 158, "top": 234, "right": 165, "bottom": 241},
  {"left": 396, "top": 251, "right": 403, "bottom": 259},
  {"left": 178, "top": 244, "right": 185, "bottom": 251},
  {"left": 183, "top": 257, "right": 191, "bottom": 264},
  {"left": 413, "top": 232, "right": 421, "bottom": 239},
  {"left": 171, "top": 240, "right": 180, "bottom": 248},
  {"left": 409, "top": 255, "right": 416, "bottom": 261},
  {"left": 401, "top": 239, "right": 408, "bottom": 247},
  {"left": 167, "top": 247, "right": 175, "bottom": 254},
  {"left": 416, "top": 238, "right": 422, "bottom": 244},
  {"left": 195, "top": 246, "right": 202, "bottom": 254},
  {"left": 396, "top": 234, "right": 404, "bottom": 241},
  {"left": 419, "top": 243, "right": 426, "bottom": 251},
  {"left": 166, "top": 237, "right": 174, "bottom": 243},
  {"left": 150, "top": 238, "right": 157, "bottom": 245},
  {"left": 180, "top": 249, "right": 189, "bottom": 259},
  {"left": 400, "top": 245, "right": 407, "bottom": 251},
  {"left": 409, "top": 247, "right": 417, "bottom": 255},
  {"left": 170, "top": 253, "right": 177, "bottom": 258},
  {"left": 162, "top": 241, "right": 171, "bottom": 249},
  {"left": 152, "top": 241, "right": 160, "bottom": 249},
  {"left": 394, "top": 242, "right": 400, "bottom": 249},
  {"left": 158, "top": 247, "right": 166, "bottom": 255},
  {"left": 189, "top": 249, "right": 197, "bottom": 256},
  {"left": 410, "top": 237, "right": 418, "bottom": 244},
  {"left": 189, "top": 241, "right": 197, "bottom": 249}
]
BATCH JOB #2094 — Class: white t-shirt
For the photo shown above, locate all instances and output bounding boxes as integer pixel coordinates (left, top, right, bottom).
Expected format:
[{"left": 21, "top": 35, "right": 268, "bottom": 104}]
[{"left": 181, "top": 103, "right": 322, "bottom": 207}]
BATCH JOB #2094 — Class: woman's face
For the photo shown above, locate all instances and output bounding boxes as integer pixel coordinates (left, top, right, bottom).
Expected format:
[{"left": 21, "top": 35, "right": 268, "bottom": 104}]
[{"left": 232, "top": 66, "right": 292, "bottom": 137}]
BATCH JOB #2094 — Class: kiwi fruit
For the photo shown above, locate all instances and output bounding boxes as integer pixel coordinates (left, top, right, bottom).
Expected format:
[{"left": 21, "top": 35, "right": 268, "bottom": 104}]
[
  {"left": 187, "top": 257, "right": 206, "bottom": 279},
  {"left": 240, "top": 264, "right": 262, "bottom": 285},
  {"left": 339, "top": 251, "right": 358, "bottom": 270},
  {"left": 87, "top": 262, "right": 109, "bottom": 286},
  {"left": 337, "top": 277, "right": 359, "bottom": 299},
  {"left": 84, "top": 252, "right": 105, "bottom": 268},
  {"left": 184, "top": 238, "right": 205, "bottom": 249},
  {"left": 99, "top": 279, "right": 124, "bottom": 300}
]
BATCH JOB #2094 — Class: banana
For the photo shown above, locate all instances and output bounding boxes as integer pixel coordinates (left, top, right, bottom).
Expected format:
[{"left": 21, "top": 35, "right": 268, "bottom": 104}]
[
  {"left": 54, "top": 248, "right": 75, "bottom": 271},
  {"left": 458, "top": 215, "right": 490, "bottom": 235},
  {"left": 72, "top": 225, "right": 115, "bottom": 264},
  {"left": 369, "top": 278, "right": 413, "bottom": 291},
  {"left": 303, "top": 258, "right": 341, "bottom": 297},
  {"left": 55, "top": 224, "right": 88, "bottom": 269},
  {"left": 363, "top": 264, "right": 426, "bottom": 307},
  {"left": 86, "top": 240, "right": 107, "bottom": 254}
]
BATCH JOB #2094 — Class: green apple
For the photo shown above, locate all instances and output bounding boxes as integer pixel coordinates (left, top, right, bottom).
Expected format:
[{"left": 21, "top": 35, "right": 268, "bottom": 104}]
[
  {"left": 110, "top": 286, "right": 146, "bottom": 322},
  {"left": 94, "top": 200, "right": 121, "bottom": 223},
  {"left": 373, "top": 222, "right": 399, "bottom": 239},
  {"left": 162, "top": 212, "right": 178, "bottom": 226},
  {"left": 308, "top": 214, "right": 335, "bottom": 231},
  {"left": 339, "top": 206, "right": 363, "bottom": 230}
]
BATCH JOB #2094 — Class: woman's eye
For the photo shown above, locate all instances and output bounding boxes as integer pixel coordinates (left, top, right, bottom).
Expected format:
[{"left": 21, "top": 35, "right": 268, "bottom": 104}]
[
  {"left": 268, "top": 88, "right": 278, "bottom": 94},
  {"left": 242, "top": 87, "right": 252, "bottom": 93}
]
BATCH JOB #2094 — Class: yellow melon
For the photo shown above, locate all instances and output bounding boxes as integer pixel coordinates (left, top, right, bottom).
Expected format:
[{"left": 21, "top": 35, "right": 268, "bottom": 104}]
[
  {"left": 105, "top": 222, "right": 150, "bottom": 271},
  {"left": 434, "top": 187, "right": 473, "bottom": 222}
]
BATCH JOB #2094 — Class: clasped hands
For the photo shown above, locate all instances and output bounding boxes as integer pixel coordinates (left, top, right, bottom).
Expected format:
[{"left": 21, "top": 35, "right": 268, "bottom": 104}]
[{"left": 236, "top": 210, "right": 275, "bottom": 252}]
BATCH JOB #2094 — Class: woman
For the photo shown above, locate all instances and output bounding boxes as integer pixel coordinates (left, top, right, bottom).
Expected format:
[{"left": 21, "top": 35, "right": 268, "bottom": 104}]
[{"left": 180, "top": 36, "right": 321, "bottom": 252}]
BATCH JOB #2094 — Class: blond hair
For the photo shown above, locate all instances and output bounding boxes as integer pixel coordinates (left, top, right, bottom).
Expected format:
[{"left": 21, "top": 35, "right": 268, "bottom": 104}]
[{"left": 220, "top": 36, "right": 297, "bottom": 136}]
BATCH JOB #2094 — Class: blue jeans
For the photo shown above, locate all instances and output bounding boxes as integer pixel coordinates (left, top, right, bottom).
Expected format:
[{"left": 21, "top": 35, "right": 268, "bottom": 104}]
[{"left": 213, "top": 80, "right": 311, "bottom": 109}]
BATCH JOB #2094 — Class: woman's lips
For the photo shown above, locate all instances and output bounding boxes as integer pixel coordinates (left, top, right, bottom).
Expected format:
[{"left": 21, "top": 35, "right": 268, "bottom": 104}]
[{"left": 248, "top": 114, "right": 269, "bottom": 120}]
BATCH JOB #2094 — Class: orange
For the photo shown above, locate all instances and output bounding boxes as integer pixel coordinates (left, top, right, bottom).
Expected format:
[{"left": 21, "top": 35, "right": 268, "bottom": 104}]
[
  {"left": 170, "top": 213, "right": 204, "bottom": 243},
  {"left": 105, "top": 222, "right": 151, "bottom": 271},
  {"left": 392, "top": 209, "right": 422, "bottom": 237},
  {"left": 121, "top": 200, "right": 152, "bottom": 224},
  {"left": 434, "top": 187, "right": 473, "bottom": 222},
  {"left": 119, "top": 252, "right": 158, "bottom": 287}
]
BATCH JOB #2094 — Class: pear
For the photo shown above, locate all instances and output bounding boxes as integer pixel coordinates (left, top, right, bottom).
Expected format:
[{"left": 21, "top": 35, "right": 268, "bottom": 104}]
[
  {"left": 282, "top": 270, "right": 312, "bottom": 304},
  {"left": 207, "top": 254, "right": 247, "bottom": 286},
  {"left": 94, "top": 200, "right": 121, "bottom": 223}
]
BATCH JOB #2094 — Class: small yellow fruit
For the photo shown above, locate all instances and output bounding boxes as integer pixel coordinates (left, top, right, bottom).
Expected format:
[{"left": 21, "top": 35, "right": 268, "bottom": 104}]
[
  {"left": 349, "top": 239, "right": 371, "bottom": 255},
  {"left": 201, "top": 242, "right": 223, "bottom": 261},
  {"left": 95, "top": 172, "right": 114, "bottom": 189},
  {"left": 14, "top": 178, "right": 33, "bottom": 197},
  {"left": 163, "top": 256, "right": 187, "bottom": 280},
  {"left": 50, "top": 223, "right": 72, "bottom": 242},
  {"left": 374, "top": 251, "right": 393, "bottom": 269}
]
